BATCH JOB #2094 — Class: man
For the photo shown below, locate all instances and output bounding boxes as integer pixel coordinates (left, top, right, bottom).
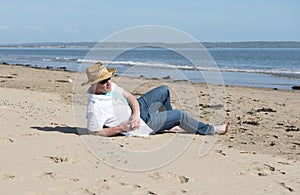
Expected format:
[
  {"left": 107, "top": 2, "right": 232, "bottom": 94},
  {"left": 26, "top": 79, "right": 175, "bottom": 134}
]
[{"left": 82, "top": 62, "right": 229, "bottom": 137}]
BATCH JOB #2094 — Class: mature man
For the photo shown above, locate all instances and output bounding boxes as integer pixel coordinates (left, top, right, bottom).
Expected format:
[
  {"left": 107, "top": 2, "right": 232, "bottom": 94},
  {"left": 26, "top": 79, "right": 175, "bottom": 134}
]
[{"left": 82, "top": 62, "right": 229, "bottom": 137}]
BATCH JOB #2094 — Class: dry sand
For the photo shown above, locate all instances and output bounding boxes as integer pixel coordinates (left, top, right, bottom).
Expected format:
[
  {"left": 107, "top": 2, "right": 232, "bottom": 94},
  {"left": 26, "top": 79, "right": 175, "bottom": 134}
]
[{"left": 0, "top": 64, "right": 299, "bottom": 194}]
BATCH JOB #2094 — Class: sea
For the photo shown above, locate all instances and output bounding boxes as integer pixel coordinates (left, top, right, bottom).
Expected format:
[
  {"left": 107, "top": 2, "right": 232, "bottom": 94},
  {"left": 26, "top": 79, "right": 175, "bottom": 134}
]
[{"left": 1, "top": 46, "right": 300, "bottom": 90}]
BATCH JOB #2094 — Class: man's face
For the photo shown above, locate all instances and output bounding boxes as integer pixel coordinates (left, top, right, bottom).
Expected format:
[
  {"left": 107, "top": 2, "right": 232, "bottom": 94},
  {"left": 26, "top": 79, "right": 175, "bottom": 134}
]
[{"left": 91, "top": 78, "right": 112, "bottom": 94}]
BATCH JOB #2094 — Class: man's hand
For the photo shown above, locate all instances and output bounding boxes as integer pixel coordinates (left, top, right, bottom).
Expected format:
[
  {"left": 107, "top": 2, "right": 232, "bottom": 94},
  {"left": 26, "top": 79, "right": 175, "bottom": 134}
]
[
  {"left": 129, "top": 114, "right": 140, "bottom": 130},
  {"left": 119, "top": 120, "right": 137, "bottom": 132}
]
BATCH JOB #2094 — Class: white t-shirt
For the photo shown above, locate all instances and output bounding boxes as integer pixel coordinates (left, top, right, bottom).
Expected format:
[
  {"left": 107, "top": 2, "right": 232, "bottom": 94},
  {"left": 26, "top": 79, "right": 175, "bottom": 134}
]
[{"left": 86, "top": 83, "right": 153, "bottom": 137}]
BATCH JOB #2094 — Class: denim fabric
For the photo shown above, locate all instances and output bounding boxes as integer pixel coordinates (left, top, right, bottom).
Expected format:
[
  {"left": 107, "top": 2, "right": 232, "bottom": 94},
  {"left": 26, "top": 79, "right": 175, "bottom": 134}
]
[{"left": 137, "top": 86, "right": 214, "bottom": 135}]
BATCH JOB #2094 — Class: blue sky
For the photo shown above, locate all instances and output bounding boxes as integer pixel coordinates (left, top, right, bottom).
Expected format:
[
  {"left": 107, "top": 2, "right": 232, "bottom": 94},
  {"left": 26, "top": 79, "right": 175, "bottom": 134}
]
[{"left": 0, "top": 0, "right": 299, "bottom": 44}]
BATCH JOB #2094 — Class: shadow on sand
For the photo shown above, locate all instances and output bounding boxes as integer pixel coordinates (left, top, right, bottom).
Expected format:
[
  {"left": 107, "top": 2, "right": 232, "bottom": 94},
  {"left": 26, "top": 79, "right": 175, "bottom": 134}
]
[{"left": 31, "top": 126, "right": 88, "bottom": 135}]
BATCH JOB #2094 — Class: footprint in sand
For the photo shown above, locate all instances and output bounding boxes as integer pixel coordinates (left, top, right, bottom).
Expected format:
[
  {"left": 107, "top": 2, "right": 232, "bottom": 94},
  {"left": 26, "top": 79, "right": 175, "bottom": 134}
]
[
  {"left": 44, "top": 155, "right": 68, "bottom": 163},
  {"left": 1, "top": 174, "right": 16, "bottom": 180},
  {"left": 148, "top": 172, "right": 191, "bottom": 184},
  {"left": 0, "top": 136, "right": 14, "bottom": 143},
  {"left": 39, "top": 172, "right": 56, "bottom": 180}
]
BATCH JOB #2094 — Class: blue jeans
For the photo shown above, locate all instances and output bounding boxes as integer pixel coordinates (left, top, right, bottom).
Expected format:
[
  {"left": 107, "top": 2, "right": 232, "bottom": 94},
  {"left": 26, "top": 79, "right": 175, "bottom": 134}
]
[{"left": 137, "top": 86, "right": 214, "bottom": 135}]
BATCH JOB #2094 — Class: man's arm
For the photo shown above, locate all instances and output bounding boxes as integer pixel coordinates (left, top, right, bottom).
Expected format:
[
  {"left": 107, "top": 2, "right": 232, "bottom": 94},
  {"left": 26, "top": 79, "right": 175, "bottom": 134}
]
[
  {"left": 88, "top": 120, "right": 133, "bottom": 137},
  {"left": 122, "top": 90, "right": 141, "bottom": 129},
  {"left": 89, "top": 126, "right": 121, "bottom": 137}
]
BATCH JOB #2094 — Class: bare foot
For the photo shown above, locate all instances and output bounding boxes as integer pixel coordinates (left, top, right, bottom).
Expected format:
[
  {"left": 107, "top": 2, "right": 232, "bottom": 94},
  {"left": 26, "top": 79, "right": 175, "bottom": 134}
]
[{"left": 214, "top": 122, "right": 230, "bottom": 135}]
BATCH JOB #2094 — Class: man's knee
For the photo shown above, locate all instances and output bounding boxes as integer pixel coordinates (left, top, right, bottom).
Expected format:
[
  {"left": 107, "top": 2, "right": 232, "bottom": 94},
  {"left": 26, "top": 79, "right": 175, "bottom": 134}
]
[{"left": 157, "top": 85, "right": 169, "bottom": 95}]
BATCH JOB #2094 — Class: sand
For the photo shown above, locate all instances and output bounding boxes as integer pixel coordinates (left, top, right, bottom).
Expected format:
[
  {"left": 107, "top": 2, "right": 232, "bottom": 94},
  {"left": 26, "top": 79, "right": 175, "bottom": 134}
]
[{"left": 0, "top": 63, "right": 299, "bottom": 194}]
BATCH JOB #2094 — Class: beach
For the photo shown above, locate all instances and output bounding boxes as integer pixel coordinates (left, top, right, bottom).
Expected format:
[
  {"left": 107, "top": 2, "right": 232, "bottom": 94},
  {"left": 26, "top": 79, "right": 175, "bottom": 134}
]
[{"left": 0, "top": 63, "right": 299, "bottom": 194}]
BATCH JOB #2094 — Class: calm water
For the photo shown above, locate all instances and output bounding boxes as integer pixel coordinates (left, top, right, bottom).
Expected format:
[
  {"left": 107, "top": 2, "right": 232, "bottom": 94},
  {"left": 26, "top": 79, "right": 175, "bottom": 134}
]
[{"left": 0, "top": 47, "right": 299, "bottom": 89}]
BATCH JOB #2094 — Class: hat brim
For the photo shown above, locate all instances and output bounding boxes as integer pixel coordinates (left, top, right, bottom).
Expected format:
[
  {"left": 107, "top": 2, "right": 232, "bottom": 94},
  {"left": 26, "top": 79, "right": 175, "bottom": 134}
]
[{"left": 81, "top": 68, "right": 116, "bottom": 86}]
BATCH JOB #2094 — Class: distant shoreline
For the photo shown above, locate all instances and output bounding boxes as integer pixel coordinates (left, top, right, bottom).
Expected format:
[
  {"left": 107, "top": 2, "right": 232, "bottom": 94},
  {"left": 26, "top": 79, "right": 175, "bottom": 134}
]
[
  {"left": 1, "top": 62, "right": 299, "bottom": 91},
  {"left": 1, "top": 41, "right": 300, "bottom": 48},
  {"left": 0, "top": 62, "right": 73, "bottom": 72}
]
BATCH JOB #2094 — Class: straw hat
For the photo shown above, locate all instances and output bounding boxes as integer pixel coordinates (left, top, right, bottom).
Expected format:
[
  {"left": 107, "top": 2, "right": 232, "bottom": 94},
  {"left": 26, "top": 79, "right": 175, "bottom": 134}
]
[{"left": 81, "top": 62, "right": 116, "bottom": 86}]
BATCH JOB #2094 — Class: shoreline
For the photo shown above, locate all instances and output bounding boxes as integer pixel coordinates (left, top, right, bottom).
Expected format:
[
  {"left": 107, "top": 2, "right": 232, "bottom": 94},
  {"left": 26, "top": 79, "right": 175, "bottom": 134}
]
[
  {"left": 1, "top": 62, "right": 299, "bottom": 91},
  {"left": 1, "top": 63, "right": 300, "bottom": 193}
]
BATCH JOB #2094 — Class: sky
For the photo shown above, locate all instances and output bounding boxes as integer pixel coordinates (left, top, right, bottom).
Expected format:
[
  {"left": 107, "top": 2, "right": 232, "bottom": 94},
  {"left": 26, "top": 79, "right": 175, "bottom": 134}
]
[{"left": 0, "top": 0, "right": 299, "bottom": 44}]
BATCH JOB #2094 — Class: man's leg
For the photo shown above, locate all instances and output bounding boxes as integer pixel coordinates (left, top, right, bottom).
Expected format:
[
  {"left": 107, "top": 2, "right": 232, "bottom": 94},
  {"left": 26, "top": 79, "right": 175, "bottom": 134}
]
[
  {"left": 147, "top": 110, "right": 214, "bottom": 135},
  {"left": 137, "top": 86, "right": 172, "bottom": 122}
]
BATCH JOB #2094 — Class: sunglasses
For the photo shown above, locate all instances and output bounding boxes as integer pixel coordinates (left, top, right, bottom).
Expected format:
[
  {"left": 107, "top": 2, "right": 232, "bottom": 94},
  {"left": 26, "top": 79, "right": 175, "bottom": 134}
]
[{"left": 99, "top": 77, "right": 111, "bottom": 85}]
